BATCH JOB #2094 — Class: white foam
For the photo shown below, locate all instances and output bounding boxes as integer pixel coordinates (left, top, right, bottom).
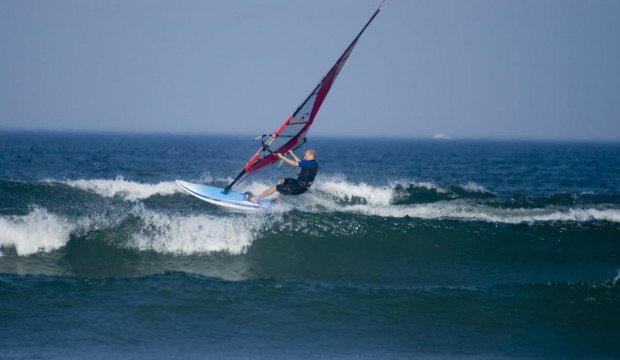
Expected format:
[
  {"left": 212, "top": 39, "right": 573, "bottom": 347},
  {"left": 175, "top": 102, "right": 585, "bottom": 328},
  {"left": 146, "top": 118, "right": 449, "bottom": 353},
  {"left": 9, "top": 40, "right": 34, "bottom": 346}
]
[
  {"left": 237, "top": 176, "right": 620, "bottom": 224},
  {"left": 295, "top": 177, "right": 489, "bottom": 210},
  {"left": 277, "top": 177, "right": 620, "bottom": 224},
  {"left": 614, "top": 269, "right": 620, "bottom": 284},
  {"left": 410, "top": 181, "right": 449, "bottom": 193},
  {"left": 0, "top": 203, "right": 271, "bottom": 257},
  {"left": 314, "top": 179, "right": 394, "bottom": 206},
  {"left": 127, "top": 205, "right": 268, "bottom": 255},
  {"left": 0, "top": 207, "right": 74, "bottom": 256},
  {"left": 397, "top": 180, "right": 489, "bottom": 194},
  {"left": 460, "top": 181, "right": 489, "bottom": 193},
  {"left": 64, "top": 176, "right": 180, "bottom": 201},
  {"left": 333, "top": 202, "right": 620, "bottom": 224}
]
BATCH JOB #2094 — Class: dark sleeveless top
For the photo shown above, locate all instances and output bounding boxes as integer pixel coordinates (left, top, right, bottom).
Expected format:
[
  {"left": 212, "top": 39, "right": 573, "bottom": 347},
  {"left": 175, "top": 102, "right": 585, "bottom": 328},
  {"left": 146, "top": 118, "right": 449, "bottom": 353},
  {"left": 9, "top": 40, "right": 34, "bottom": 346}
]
[{"left": 297, "top": 160, "right": 319, "bottom": 188}]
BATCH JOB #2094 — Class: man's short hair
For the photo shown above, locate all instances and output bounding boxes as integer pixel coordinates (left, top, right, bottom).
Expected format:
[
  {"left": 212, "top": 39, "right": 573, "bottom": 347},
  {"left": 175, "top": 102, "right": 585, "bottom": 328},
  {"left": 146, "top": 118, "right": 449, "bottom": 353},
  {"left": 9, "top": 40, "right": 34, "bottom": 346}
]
[{"left": 306, "top": 149, "right": 316, "bottom": 157}]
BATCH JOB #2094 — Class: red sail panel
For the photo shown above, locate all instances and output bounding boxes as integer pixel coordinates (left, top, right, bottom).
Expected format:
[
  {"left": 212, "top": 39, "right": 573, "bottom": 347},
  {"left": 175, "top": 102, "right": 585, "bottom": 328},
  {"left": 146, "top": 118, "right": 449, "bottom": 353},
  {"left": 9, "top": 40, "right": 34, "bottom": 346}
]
[{"left": 225, "top": 6, "right": 382, "bottom": 191}]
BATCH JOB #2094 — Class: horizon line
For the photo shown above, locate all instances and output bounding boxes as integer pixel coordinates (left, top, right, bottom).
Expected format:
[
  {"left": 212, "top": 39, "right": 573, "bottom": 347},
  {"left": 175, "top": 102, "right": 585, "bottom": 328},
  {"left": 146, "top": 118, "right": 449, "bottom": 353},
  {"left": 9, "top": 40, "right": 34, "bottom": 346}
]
[{"left": 1, "top": 128, "right": 619, "bottom": 143}]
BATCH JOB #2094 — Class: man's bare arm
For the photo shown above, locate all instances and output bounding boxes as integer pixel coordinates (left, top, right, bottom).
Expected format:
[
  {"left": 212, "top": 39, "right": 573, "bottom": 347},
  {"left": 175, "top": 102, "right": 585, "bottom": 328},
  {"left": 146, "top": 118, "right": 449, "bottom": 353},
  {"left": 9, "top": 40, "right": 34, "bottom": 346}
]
[
  {"left": 288, "top": 150, "right": 301, "bottom": 163},
  {"left": 276, "top": 153, "right": 299, "bottom": 167}
]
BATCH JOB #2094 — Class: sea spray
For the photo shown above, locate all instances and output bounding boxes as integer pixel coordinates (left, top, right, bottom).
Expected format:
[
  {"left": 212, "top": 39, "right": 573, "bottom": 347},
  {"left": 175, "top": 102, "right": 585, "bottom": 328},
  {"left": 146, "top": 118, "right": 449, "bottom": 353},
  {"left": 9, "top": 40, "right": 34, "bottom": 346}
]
[
  {"left": 127, "top": 204, "right": 269, "bottom": 255},
  {"left": 64, "top": 176, "right": 180, "bottom": 201},
  {"left": 0, "top": 207, "right": 74, "bottom": 255}
]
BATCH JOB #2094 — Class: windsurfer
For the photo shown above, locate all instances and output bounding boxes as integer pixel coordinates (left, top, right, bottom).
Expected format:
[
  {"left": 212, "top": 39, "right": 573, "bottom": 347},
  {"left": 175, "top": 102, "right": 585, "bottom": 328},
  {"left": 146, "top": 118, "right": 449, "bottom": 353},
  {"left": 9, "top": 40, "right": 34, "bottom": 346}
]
[{"left": 250, "top": 149, "right": 319, "bottom": 202}]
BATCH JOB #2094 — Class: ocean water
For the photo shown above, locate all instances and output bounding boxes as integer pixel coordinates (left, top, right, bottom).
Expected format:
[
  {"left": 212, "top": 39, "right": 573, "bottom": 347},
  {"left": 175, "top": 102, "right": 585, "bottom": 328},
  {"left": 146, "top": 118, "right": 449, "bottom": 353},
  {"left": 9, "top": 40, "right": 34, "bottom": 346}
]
[{"left": 0, "top": 132, "right": 619, "bottom": 359}]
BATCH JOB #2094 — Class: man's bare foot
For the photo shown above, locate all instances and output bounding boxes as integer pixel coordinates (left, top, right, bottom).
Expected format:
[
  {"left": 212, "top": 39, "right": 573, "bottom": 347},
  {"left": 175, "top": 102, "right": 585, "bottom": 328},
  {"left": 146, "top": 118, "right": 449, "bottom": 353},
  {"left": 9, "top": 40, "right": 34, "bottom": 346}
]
[{"left": 244, "top": 192, "right": 258, "bottom": 203}]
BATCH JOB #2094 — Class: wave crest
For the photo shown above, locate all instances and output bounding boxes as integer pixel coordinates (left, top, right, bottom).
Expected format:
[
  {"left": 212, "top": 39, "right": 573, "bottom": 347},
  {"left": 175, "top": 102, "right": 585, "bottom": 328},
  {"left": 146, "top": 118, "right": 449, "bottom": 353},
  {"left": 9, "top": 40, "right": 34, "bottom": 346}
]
[
  {"left": 0, "top": 207, "right": 74, "bottom": 256},
  {"left": 127, "top": 205, "right": 266, "bottom": 255},
  {"left": 298, "top": 178, "right": 620, "bottom": 224},
  {"left": 63, "top": 176, "right": 180, "bottom": 200},
  {"left": 0, "top": 203, "right": 268, "bottom": 257},
  {"left": 333, "top": 203, "right": 620, "bottom": 223}
]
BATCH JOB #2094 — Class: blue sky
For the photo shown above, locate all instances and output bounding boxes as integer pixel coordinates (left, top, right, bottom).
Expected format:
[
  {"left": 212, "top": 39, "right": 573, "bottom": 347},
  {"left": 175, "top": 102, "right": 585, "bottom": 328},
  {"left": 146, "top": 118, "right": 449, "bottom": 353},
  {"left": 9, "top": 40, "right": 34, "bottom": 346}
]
[{"left": 1, "top": 0, "right": 619, "bottom": 140}]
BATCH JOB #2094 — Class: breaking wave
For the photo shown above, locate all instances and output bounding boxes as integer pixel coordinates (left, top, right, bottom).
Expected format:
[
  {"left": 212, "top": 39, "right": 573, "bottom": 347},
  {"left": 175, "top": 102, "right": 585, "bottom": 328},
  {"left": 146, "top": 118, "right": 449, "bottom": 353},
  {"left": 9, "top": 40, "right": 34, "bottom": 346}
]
[
  {"left": 0, "top": 207, "right": 73, "bottom": 256},
  {"left": 61, "top": 176, "right": 180, "bottom": 201},
  {"left": 301, "top": 177, "right": 620, "bottom": 223},
  {"left": 127, "top": 205, "right": 266, "bottom": 255},
  {"left": 1, "top": 177, "right": 619, "bottom": 259},
  {"left": 0, "top": 204, "right": 268, "bottom": 257}
]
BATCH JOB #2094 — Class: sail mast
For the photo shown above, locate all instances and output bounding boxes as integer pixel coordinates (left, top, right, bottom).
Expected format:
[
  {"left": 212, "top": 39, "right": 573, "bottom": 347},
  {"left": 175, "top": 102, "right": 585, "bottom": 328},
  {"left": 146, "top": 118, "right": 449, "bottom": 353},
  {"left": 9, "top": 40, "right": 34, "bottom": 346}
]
[{"left": 225, "top": 3, "right": 383, "bottom": 192}]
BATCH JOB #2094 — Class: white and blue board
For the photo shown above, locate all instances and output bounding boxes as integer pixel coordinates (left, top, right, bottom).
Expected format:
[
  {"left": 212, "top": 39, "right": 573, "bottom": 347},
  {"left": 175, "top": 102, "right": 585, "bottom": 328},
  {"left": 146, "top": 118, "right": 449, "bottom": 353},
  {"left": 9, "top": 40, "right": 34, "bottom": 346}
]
[{"left": 176, "top": 180, "right": 276, "bottom": 211}]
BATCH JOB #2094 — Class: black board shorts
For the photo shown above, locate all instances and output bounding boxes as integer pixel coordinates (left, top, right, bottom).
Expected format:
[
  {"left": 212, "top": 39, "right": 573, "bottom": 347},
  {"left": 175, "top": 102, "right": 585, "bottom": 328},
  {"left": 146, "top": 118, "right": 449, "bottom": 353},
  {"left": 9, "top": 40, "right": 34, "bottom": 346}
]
[{"left": 276, "top": 178, "right": 308, "bottom": 195}]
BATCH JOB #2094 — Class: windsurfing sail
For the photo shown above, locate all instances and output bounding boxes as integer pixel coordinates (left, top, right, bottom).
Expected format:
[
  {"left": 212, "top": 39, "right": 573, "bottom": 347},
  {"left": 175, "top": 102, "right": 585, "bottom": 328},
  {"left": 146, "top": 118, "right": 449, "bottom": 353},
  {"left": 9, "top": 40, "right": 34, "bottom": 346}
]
[{"left": 225, "top": 2, "right": 384, "bottom": 192}]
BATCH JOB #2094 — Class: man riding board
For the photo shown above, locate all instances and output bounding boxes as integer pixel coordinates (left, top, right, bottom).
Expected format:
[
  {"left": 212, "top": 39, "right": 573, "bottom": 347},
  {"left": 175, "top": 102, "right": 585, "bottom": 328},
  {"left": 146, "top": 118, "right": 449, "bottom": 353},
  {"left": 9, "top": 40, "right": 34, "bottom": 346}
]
[{"left": 250, "top": 149, "right": 319, "bottom": 203}]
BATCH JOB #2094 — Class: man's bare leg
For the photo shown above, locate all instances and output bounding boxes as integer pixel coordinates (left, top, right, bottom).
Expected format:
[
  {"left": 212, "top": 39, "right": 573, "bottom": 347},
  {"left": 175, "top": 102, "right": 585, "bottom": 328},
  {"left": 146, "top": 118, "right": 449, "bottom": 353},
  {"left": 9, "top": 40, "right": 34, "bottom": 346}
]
[{"left": 250, "top": 179, "right": 283, "bottom": 203}]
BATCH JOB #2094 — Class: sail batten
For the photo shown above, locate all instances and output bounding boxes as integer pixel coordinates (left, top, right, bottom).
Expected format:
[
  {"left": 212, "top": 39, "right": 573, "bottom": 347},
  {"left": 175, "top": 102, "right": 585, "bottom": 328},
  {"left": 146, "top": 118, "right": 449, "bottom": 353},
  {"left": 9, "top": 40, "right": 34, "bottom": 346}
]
[{"left": 224, "top": 5, "right": 382, "bottom": 192}]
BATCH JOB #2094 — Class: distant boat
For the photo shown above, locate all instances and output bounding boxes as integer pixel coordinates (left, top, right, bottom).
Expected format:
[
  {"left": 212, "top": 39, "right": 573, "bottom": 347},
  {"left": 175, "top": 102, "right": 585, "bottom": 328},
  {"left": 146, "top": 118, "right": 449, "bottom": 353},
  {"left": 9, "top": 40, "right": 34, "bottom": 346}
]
[{"left": 433, "top": 133, "right": 451, "bottom": 140}]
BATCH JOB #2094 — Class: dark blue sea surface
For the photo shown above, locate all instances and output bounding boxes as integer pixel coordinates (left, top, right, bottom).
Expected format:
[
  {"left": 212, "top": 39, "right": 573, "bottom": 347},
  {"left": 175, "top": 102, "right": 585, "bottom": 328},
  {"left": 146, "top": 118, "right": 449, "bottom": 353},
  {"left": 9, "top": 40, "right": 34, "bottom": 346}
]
[{"left": 1, "top": 132, "right": 619, "bottom": 358}]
